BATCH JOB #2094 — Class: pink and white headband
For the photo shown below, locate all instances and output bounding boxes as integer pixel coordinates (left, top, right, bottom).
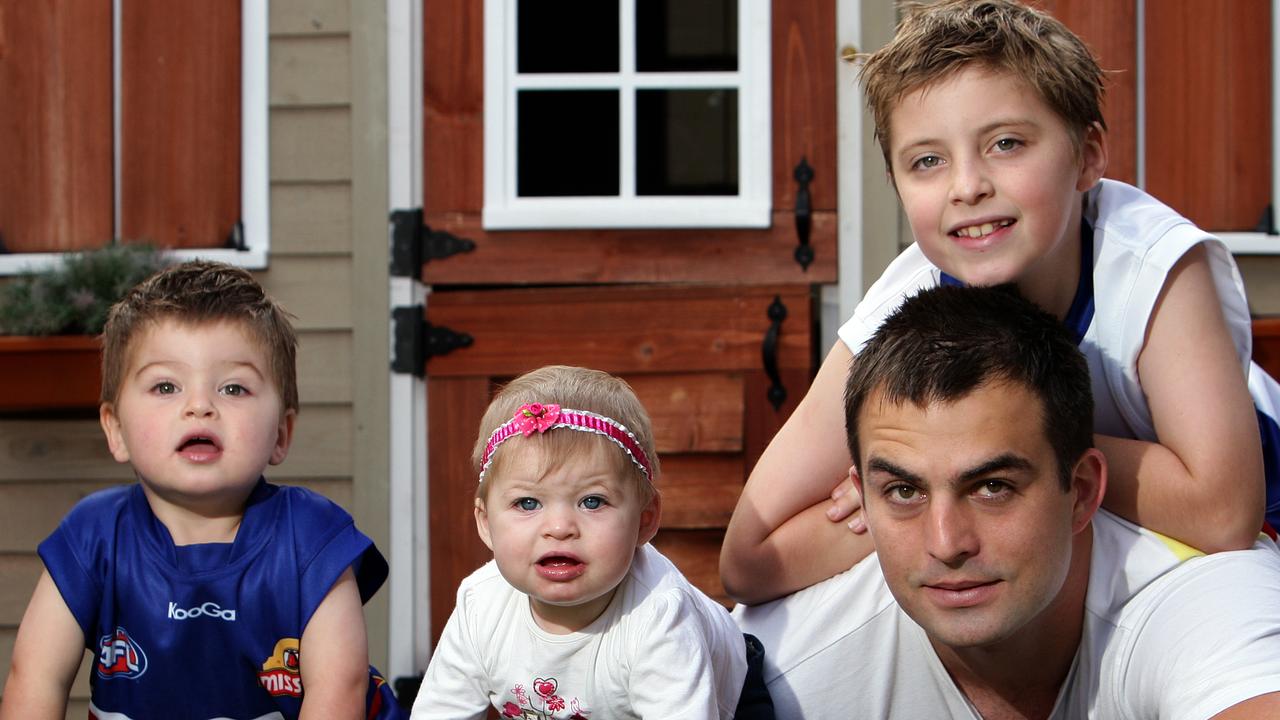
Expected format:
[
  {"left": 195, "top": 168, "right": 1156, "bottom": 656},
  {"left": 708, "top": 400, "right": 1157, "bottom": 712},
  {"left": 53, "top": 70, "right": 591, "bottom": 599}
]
[{"left": 479, "top": 402, "right": 653, "bottom": 483}]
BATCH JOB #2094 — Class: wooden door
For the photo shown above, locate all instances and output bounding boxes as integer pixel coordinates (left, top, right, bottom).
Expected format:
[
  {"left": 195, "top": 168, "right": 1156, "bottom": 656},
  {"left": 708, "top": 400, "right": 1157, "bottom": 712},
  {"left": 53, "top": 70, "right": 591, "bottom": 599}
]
[{"left": 421, "top": 0, "right": 836, "bottom": 642}]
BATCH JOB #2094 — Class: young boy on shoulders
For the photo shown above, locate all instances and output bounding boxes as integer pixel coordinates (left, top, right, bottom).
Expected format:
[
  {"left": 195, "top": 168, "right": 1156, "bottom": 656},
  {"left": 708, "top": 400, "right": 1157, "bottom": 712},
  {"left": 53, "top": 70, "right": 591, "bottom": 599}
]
[
  {"left": 1, "top": 261, "right": 403, "bottom": 719},
  {"left": 722, "top": 0, "right": 1276, "bottom": 605},
  {"left": 413, "top": 365, "right": 771, "bottom": 720}
]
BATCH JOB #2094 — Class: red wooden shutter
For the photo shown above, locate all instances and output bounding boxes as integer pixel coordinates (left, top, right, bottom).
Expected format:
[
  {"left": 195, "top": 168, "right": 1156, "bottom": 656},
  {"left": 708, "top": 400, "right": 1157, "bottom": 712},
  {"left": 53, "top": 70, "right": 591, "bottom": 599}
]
[
  {"left": 120, "top": 0, "right": 241, "bottom": 249},
  {"left": 0, "top": 0, "right": 113, "bottom": 253}
]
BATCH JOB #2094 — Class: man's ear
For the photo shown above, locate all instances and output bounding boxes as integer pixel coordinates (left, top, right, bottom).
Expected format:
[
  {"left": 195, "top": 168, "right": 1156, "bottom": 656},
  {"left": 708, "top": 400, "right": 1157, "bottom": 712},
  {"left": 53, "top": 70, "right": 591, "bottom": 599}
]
[
  {"left": 636, "top": 492, "right": 663, "bottom": 546},
  {"left": 1069, "top": 448, "right": 1107, "bottom": 534},
  {"left": 474, "top": 497, "right": 495, "bottom": 552},
  {"left": 99, "top": 403, "right": 131, "bottom": 464},
  {"left": 1076, "top": 121, "right": 1109, "bottom": 192},
  {"left": 269, "top": 409, "right": 297, "bottom": 466}
]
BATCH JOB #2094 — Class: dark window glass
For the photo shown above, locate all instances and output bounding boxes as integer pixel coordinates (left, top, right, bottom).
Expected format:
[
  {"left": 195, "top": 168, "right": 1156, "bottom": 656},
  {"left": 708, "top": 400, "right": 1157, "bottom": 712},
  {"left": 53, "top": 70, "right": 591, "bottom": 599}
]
[
  {"left": 518, "top": 90, "right": 620, "bottom": 197},
  {"left": 518, "top": 1, "right": 619, "bottom": 73},
  {"left": 636, "top": 89, "right": 737, "bottom": 196},
  {"left": 636, "top": 0, "right": 737, "bottom": 72}
]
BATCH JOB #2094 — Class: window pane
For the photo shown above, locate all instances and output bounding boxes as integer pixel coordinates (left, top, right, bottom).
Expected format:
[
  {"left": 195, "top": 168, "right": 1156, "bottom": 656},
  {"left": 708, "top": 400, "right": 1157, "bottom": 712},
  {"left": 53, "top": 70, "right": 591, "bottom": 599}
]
[
  {"left": 636, "top": 89, "right": 737, "bottom": 196},
  {"left": 636, "top": 0, "right": 737, "bottom": 72},
  {"left": 518, "top": 0, "right": 618, "bottom": 73},
  {"left": 518, "top": 90, "right": 620, "bottom": 197}
]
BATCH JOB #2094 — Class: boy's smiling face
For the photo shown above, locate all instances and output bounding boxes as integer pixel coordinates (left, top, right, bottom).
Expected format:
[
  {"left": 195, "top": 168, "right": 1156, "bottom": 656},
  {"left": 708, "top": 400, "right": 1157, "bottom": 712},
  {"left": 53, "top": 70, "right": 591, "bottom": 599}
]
[
  {"left": 887, "top": 65, "right": 1107, "bottom": 314},
  {"left": 475, "top": 440, "right": 660, "bottom": 634},
  {"left": 100, "top": 318, "right": 295, "bottom": 525}
]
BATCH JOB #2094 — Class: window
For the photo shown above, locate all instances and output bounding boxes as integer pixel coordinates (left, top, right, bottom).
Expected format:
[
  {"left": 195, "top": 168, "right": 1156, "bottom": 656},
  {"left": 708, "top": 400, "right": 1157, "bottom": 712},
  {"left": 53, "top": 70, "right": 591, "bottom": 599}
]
[
  {"left": 483, "top": 0, "right": 771, "bottom": 229},
  {"left": 0, "top": 0, "right": 268, "bottom": 274}
]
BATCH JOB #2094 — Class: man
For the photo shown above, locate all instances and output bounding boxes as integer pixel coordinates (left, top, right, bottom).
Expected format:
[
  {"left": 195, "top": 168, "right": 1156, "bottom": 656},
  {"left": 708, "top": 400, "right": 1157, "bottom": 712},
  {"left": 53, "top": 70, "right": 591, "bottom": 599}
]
[{"left": 734, "top": 284, "right": 1280, "bottom": 719}]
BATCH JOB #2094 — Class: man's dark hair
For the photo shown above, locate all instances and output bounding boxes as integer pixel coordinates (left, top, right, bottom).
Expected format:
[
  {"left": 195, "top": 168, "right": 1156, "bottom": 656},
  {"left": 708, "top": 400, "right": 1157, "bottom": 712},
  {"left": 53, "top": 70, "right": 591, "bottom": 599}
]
[{"left": 844, "top": 284, "right": 1093, "bottom": 490}]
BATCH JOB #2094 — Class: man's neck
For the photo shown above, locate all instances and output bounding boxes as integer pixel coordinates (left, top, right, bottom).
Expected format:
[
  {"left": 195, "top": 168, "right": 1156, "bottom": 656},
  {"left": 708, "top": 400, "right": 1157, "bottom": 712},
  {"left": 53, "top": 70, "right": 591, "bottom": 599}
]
[{"left": 933, "top": 527, "right": 1094, "bottom": 720}]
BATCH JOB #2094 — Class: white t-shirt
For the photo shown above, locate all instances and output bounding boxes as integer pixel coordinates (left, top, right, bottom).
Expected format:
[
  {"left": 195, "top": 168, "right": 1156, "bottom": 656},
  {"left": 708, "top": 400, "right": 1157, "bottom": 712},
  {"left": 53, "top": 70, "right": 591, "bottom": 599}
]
[
  {"left": 413, "top": 543, "right": 747, "bottom": 720},
  {"left": 734, "top": 510, "right": 1280, "bottom": 719}
]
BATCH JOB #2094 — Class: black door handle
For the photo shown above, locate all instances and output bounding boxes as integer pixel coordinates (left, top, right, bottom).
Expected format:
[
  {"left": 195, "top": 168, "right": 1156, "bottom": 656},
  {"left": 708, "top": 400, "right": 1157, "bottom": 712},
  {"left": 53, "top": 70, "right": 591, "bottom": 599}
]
[{"left": 762, "top": 296, "right": 788, "bottom": 410}]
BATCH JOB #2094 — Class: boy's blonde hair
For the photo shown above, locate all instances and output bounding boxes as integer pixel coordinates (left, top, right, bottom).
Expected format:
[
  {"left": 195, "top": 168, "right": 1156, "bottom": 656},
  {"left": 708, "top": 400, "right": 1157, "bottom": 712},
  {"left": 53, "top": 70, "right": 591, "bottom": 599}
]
[
  {"left": 860, "top": 0, "right": 1106, "bottom": 167},
  {"left": 473, "top": 366, "right": 659, "bottom": 504},
  {"left": 100, "top": 260, "right": 299, "bottom": 412}
]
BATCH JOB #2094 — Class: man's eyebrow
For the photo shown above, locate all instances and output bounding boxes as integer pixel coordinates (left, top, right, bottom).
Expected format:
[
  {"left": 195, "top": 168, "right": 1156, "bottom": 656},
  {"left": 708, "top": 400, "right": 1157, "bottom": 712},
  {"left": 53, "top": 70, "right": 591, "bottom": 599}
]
[
  {"left": 957, "top": 453, "right": 1033, "bottom": 483},
  {"left": 866, "top": 457, "right": 923, "bottom": 484},
  {"left": 865, "top": 453, "right": 1033, "bottom": 486}
]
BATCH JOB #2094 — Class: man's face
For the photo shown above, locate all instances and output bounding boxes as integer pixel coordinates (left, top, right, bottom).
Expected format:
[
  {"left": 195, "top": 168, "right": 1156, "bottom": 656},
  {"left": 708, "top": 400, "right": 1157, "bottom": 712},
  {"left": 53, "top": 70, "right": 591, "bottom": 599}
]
[{"left": 856, "top": 380, "right": 1097, "bottom": 650}]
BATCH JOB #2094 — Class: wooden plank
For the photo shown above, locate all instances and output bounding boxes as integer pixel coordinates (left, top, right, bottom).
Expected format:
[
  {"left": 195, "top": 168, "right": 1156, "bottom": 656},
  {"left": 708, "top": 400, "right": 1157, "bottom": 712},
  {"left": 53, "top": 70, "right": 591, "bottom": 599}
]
[
  {"left": 773, "top": 0, "right": 838, "bottom": 212},
  {"left": 0, "top": 483, "right": 125, "bottom": 552},
  {"left": 423, "top": 0, "right": 484, "bottom": 215},
  {"left": 629, "top": 373, "right": 744, "bottom": 454},
  {"left": 257, "top": 257, "right": 353, "bottom": 331},
  {"left": 427, "top": 377, "right": 493, "bottom": 641},
  {"left": 650, "top": 529, "right": 730, "bottom": 608},
  {"left": 270, "top": 107, "right": 353, "bottom": 182},
  {"left": 275, "top": 404, "right": 354, "bottom": 478},
  {"left": 270, "top": 183, "right": 352, "bottom": 255},
  {"left": 297, "top": 331, "right": 353, "bottom": 404},
  {"left": 0, "top": 554, "right": 42, "bottom": 626},
  {"left": 0, "top": 421, "right": 126, "bottom": 482},
  {"left": 120, "top": 0, "right": 240, "bottom": 249},
  {"left": 270, "top": 0, "right": 350, "bottom": 35},
  {"left": 0, "top": 0, "right": 113, "bottom": 253},
  {"left": 421, "top": 210, "right": 837, "bottom": 285},
  {"left": 425, "top": 285, "right": 813, "bottom": 377},
  {"left": 271, "top": 36, "right": 351, "bottom": 107},
  {"left": 1041, "top": 0, "right": 1138, "bottom": 186},
  {"left": 1145, "top": 0, "right": 1271, "bottom": 231},
  {"left": 659, "top": 455, "right": 746, "bottom": 529}
]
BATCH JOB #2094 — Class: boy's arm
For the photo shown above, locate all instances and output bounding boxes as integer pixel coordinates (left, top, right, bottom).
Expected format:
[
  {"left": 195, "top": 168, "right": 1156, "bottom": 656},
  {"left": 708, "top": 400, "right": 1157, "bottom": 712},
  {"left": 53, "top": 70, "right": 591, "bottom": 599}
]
[
  {"left": 1100, "top": 244, "right": 1264, "bottom": 552},
  {"left": 721, "top": 343, "right": 876, "bottom": 605},
  {"left": 299, "top": 567, "right": 369, "bottom": 720},
  {"left": 0, "top": 571, "right": 85, "bottom": 720}
]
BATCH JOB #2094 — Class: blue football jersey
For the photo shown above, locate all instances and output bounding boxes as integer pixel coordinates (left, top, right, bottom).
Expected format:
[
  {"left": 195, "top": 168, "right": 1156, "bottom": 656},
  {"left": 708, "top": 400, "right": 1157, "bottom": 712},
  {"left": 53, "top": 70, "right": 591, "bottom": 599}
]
[{"left": 39, "top": 479, "right": 404, "bottom": 719}]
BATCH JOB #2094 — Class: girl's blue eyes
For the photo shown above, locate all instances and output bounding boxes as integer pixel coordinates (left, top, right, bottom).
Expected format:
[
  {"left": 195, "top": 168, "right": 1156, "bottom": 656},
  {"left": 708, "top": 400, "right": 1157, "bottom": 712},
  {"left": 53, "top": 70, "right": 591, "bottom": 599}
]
[
  {"left": 153, "top": 382, "right": 178, "bottom": 395},
  {"left": 512, "top": 495, "right": 608, "bottom": 511},
  {"left": 220, "top": 384, "right": 248, "bottom": 397}
]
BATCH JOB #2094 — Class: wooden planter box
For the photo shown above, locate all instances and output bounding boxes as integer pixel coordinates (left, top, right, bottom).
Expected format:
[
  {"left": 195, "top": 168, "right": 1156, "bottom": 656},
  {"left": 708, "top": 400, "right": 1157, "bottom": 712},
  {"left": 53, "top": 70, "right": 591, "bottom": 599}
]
[{"left": 0, "top": 335, "right": 103, "bottom": 412}]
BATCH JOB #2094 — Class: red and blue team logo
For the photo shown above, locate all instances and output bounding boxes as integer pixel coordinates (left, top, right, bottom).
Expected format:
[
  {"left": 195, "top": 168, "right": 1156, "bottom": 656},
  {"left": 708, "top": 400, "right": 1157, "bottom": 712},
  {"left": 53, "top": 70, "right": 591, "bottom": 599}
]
[{"left": 97, "top": 626, "right": 147, "bottom": 680}]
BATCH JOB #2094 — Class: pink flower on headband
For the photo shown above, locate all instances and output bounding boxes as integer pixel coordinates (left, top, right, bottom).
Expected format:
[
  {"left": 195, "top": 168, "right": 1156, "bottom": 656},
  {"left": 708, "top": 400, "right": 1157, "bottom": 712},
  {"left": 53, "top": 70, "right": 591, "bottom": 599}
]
[{"left": 514, "top": 403, "right": 561, "bottom": 436}]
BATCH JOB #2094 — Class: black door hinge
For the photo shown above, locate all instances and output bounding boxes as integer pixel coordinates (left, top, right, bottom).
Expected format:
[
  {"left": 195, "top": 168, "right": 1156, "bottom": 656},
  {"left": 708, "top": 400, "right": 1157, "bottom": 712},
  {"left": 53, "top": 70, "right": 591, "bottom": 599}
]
[
  {"left": 391, "top": 305, "right": 473, "bottom": 377},
  {"left": 389, "top": 208, "right": 476, "bottom": 278}
]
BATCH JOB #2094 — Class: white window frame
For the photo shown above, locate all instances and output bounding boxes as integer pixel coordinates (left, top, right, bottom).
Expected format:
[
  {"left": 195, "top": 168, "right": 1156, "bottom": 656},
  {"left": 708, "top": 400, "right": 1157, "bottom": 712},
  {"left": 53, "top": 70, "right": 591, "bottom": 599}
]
[
  {"left": 482, "top": 0, "right": 771, "bottom": 230},
  {"left": 0, "top": 0, "right": 269, "bottom": 275}
]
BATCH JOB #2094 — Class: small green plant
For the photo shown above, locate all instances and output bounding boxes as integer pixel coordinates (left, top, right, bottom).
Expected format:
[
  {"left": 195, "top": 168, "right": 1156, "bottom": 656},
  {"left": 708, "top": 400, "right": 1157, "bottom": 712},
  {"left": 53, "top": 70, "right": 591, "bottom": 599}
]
[{"left": 0, "top": 244, "right": 171, "bottom": 336}]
